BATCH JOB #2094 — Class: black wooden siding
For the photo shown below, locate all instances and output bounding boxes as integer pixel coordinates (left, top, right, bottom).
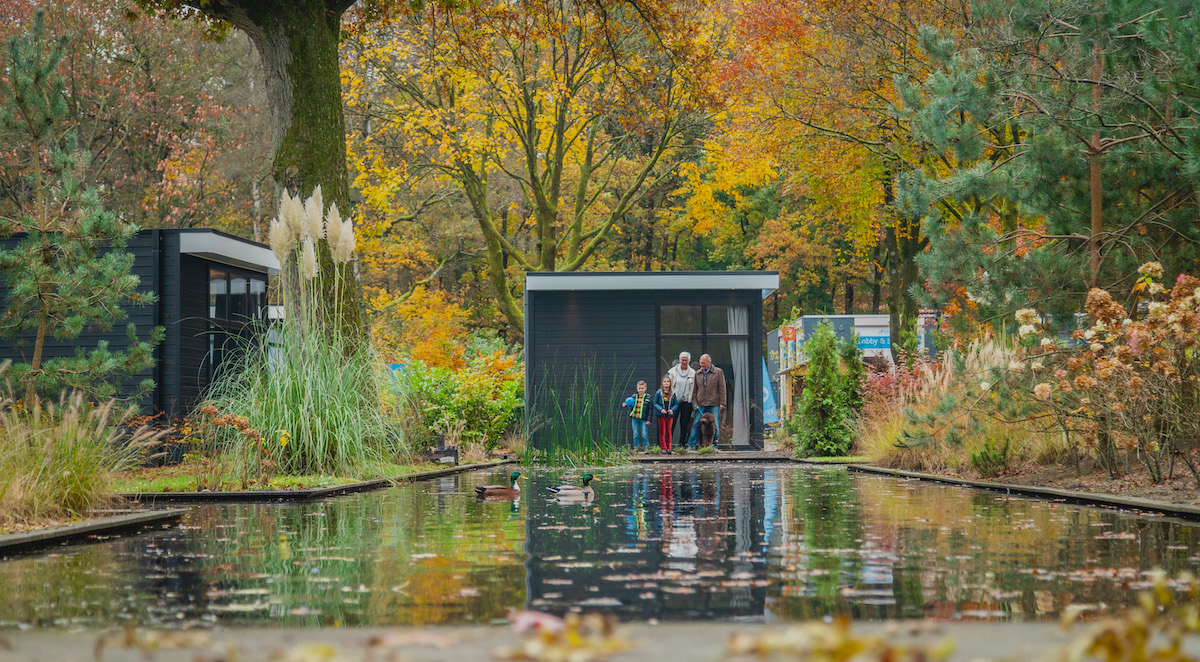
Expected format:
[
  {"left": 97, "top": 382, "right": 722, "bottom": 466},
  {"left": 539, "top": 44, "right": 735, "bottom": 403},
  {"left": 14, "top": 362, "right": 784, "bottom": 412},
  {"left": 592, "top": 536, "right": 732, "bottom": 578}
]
[
  {"left": 0, "top": 232, "right": 161, "bottom": 412},
  {"left": 526, "top": 288, "right": 765, "bottom": 450},
  {"left": 0, "top": 230, "right": 269, "bottom": 420}
]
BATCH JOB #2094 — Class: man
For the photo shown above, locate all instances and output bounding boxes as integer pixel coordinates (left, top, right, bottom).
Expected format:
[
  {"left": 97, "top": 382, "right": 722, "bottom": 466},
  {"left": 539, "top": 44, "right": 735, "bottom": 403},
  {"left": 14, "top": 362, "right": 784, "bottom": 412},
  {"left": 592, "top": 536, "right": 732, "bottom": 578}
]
[
  {"left": 687, "top": 353, "right": 726, "bottom": 449},
  {"left": 667, "top": 351, "right": 696, "bottom": 449}
]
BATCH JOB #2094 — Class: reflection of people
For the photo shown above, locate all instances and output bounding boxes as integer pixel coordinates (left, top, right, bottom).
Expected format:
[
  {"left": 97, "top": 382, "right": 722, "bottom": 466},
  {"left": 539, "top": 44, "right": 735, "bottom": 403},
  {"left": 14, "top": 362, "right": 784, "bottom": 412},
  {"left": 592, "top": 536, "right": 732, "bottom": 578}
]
[
  {"left": 622, "top": 380, "right": 652, "bottom": 451},
  {"left": 667, "top": 352, "right": 696, "bottom": 449},
  {"left": 687, "top": 354, "right": 726, "bottom": 448},
  {"left": 653, "top": 377, "right": 679, "bottom": 454}
]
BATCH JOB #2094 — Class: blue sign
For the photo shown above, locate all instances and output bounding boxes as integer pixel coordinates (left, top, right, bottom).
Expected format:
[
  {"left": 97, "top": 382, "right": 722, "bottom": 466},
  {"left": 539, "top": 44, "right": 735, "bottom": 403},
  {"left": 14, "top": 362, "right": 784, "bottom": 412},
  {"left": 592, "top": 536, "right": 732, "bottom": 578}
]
[
  {"left": 762, "top": 358, "right": 779, "bottom": 424},
  {"left": 857, "top": 335, "right": 890, "bottom": 349}
]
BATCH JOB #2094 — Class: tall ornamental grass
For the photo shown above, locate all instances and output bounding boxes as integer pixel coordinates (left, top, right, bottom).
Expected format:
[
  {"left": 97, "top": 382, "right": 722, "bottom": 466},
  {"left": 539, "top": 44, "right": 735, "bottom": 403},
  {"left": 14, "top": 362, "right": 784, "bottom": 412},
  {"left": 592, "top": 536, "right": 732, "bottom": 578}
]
[
  {"left": 527, "top": 362, "right": 629, "bottom": 467},
  {"left": 856, "top": 339, "right": 1062, "bottom": 476},
  {"left": 202, "top": 323, "right": 394, "bottom": 477},
  {"left": 198, "top": 187, "right": 401, "bottom": 479},
  {"left": 0, "top": 388, "right": 160, "bottom": 529}
]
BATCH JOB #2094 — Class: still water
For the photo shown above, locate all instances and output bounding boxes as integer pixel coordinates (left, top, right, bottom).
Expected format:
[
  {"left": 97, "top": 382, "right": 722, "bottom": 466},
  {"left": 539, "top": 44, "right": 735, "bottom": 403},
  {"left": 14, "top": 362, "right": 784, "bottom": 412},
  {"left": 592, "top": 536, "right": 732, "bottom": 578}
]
[{"left": 2, "top": 463, "right": 1198, "bottom": 629}]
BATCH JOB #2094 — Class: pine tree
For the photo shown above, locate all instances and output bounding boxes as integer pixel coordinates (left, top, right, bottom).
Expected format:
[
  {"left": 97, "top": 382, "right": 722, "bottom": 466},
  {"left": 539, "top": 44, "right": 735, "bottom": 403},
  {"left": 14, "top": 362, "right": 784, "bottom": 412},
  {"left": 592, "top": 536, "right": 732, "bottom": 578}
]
[
  {"left": 0, "top": 11, "right": 163, "bottom": 405},
  {"left": 896, "top": 0, "right": 1200, "bottom": 326}
]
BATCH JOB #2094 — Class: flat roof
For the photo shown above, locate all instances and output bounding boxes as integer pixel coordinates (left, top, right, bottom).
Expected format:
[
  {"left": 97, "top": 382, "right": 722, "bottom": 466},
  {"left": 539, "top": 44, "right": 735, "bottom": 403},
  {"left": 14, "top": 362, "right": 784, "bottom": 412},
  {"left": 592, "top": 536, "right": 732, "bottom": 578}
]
[
  {"left": 177, "top": 229, "right": 279, "bottom": 274},
  {"left": 526, "top": 271, "right": 779, "bottom": 294}
]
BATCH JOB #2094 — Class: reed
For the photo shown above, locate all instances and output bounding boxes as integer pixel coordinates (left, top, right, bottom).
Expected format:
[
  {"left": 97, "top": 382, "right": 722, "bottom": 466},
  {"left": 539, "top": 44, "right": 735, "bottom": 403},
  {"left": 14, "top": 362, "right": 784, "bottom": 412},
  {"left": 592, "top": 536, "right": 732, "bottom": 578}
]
[{"left": 525, "top": 362, "right": 630, "bottom": 467}]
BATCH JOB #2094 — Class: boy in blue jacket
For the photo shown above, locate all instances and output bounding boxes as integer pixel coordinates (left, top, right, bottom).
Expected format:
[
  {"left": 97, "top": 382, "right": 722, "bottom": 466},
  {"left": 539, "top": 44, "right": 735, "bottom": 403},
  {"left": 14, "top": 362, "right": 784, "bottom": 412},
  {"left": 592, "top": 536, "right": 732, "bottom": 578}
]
[{"left": 622, "top": 380, "right": 652, "bottom": 451}]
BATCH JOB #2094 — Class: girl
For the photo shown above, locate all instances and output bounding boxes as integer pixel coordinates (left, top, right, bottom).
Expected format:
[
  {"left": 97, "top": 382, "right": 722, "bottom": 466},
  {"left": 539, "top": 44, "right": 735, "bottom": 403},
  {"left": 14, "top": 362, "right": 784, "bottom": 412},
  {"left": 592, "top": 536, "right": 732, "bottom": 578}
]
[{"left": 653, "top": 376, "right": 679, "bottom": 454}]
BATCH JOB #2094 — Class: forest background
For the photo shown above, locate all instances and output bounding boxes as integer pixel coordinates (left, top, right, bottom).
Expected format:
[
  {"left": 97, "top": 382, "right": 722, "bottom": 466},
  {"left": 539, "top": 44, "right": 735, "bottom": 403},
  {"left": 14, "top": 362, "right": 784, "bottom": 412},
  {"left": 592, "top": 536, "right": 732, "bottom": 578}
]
[{"left": 2, "top": 0, "right": 1198, "bottom": 372}]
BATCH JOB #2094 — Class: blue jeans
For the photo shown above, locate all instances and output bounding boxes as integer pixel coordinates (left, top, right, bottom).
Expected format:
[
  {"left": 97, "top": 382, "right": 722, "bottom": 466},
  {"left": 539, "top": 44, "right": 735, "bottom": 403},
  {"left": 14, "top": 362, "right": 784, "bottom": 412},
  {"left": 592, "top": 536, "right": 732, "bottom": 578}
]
[
  {"left": 630, "top": 419, "right": 649, "bottom": 448},
  {"left": 687, "top": 405, "right": 721, "bottom": 448}
]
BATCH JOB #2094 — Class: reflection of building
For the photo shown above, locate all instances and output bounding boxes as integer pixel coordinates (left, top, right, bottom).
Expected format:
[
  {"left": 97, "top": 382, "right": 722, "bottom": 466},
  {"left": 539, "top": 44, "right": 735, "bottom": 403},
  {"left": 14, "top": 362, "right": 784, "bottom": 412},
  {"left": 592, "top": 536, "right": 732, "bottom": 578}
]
[
  {"left": 0, "top": 229, "right": 277, "bottom": 418},
  {"left": 524, "top": 272, "right": 779, "bottom": 450},
  {"left": 523, "top": 466, "right": 779, "bottom": 620}
]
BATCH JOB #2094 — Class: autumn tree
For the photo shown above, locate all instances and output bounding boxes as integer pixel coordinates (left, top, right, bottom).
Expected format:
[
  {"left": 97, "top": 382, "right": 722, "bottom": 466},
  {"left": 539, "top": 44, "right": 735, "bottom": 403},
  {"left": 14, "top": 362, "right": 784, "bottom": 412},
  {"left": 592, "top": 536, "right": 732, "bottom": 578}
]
[
  {"left": 134, "top": 0, "right": 368, "bottom": 344},
  {"left": 714, "top": 0, "right": 969, "bottom": 349},
  {"left": 0, "top": 1, "right": 272, "bottom": 239},
  {"left": 344, "top": 0, "right": 718, "bottom": 334}
]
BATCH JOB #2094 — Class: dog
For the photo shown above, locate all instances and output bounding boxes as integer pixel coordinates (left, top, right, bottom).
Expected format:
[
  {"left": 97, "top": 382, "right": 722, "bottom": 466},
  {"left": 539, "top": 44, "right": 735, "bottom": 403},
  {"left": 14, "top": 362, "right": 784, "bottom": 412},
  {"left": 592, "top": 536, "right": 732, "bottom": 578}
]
[{"left": 696, "top": 412, "right": 717, "bottom": 448}]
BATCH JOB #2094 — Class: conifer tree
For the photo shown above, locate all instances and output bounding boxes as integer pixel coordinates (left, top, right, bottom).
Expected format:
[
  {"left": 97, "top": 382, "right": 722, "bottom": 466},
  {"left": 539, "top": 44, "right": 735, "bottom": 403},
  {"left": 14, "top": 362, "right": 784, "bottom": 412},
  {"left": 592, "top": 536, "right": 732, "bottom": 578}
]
[
  {"left": 896, "top": 0, "right": 1200, "bottom": 325},
  {"left": 791, "top": 322, "right": 855, "bottom": 457},
  {"left": 0, "top": 11, "right": 163, "bottom": 405}
]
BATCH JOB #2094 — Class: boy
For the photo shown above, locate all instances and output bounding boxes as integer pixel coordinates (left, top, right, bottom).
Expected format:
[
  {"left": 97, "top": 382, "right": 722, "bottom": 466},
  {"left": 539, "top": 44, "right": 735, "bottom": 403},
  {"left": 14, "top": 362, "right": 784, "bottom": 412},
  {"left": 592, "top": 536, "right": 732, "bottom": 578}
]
[{"left": 622, "top": 380, "right": 652, "bottom": 451}]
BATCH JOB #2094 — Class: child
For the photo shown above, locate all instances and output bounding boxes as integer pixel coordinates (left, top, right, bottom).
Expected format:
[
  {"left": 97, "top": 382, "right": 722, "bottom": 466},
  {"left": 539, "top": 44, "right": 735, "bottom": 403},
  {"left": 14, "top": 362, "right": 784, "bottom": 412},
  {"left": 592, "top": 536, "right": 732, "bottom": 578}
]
[
  {"left": 621, "top": 380, "right": 652, "bottom": 451},
  {"left": 653, "top": 376, "right": 679, "bottom": 454}
]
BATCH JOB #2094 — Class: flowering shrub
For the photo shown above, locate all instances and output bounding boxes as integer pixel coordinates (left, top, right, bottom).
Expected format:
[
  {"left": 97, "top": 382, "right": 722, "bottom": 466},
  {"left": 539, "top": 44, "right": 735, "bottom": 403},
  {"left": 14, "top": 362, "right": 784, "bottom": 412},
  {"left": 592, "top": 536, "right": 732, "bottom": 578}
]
[
  {"left": 403, "top": 349, "right": 524, "bottom": 449},
  {"left": 1010, "top": 263, "right": 1200, "bottom": 485}
]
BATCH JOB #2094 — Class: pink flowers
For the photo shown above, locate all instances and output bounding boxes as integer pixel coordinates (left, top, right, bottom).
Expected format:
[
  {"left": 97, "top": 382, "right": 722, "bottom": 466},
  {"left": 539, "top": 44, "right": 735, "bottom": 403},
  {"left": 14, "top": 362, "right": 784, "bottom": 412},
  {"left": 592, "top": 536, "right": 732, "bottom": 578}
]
[{"left": 1033, "top": 383, "right": 1052, "bottom": 400}]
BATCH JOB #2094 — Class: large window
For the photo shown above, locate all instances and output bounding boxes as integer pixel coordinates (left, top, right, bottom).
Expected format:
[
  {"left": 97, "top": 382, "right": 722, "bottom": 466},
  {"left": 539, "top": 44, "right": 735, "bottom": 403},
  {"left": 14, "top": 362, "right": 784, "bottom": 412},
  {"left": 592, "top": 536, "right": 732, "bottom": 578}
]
[
  {"left": 207, "top": 267, "right": 269, "bottom": 381},
  {"left": 658, "top": 305, "right": 750, "bottom": 445}
]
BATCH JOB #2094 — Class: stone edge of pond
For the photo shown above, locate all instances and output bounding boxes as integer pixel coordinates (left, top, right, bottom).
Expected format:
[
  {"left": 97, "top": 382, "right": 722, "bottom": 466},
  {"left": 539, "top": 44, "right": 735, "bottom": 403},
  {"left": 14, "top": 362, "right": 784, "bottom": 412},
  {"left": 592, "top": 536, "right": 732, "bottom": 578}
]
[
  {"left": 847, "top": 464, "right": 1200, "bottom": 521},
  {"left": 0, "top": 509, "right": 186, "bottom": 556},
  {"left": 118, "top": 459, "right": 516, "bottom": 503}
]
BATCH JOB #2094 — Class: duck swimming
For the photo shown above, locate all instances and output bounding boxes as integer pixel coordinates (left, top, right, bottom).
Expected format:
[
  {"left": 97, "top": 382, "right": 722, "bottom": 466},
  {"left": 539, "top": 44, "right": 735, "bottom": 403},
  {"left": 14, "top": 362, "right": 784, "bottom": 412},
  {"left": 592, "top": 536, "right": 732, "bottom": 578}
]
[
  {"left": 474, "top": 471, "right": 522, "bottom": 498},
  {"left": 546, "top": 473, "right": 598, "bottom": 499}
]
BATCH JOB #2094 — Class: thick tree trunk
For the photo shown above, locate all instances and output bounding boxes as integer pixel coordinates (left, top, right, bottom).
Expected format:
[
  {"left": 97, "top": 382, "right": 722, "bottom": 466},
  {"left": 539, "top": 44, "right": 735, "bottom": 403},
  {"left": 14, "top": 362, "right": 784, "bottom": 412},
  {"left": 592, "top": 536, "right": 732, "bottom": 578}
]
[{"left": 190, "top": 0, "right": 366, "bottom": 348}]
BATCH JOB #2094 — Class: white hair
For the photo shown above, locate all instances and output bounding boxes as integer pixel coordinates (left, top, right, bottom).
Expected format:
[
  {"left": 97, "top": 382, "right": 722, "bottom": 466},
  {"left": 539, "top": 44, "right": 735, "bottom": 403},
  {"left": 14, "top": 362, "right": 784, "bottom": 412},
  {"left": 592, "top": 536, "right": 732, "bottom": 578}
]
[{"left": 679, "top": 351, "right": 691, "bottom": 360}]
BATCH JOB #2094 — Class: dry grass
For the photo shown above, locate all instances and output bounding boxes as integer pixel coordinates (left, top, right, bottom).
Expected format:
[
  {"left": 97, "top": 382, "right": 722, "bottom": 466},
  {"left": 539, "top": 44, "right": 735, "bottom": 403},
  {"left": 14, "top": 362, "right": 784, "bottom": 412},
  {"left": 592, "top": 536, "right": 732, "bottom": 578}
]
[
  {"left": 856, "top": 340, "right": 1064, "bottom": 477},
  {"left": 0, "top": 391, "right": 164, "bottom": 530}
]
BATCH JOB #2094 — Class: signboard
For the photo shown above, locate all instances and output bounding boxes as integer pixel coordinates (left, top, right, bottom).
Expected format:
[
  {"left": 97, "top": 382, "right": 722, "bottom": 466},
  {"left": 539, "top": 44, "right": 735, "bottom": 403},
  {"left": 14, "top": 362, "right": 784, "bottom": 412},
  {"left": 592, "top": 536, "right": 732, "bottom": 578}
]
[
  {"left": 781, "top": 325, "right": 796, "bottom": 341},
  {"left": 857, "top": 335, "right": 891, "bottom": 350}
]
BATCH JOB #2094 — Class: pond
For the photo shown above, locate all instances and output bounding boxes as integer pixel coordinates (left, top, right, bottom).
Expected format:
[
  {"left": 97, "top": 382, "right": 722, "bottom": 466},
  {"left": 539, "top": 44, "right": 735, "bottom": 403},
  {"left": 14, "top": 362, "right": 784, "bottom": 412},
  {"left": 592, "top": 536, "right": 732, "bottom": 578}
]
[{"left": 1, "top": 463, "right": 1197, "bottom": 629}]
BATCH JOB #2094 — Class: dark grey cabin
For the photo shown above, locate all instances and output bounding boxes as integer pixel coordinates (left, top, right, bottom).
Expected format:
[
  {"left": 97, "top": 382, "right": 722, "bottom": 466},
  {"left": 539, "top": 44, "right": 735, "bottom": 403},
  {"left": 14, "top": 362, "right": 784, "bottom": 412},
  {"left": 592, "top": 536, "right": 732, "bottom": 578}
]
[
  {"left": 0, "top": 229, "right": 277, "bottom": 419},
  {"left": 524, "top": 271, "right": 779, "bottom": 451}
]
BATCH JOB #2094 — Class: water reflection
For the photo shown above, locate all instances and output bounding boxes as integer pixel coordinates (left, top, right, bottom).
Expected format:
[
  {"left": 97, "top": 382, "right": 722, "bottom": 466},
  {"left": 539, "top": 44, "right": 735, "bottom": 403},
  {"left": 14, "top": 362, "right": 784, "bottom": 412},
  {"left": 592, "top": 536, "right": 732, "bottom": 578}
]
[{"left": 0, "top": 464, "right": 1197, "bottom": 629}]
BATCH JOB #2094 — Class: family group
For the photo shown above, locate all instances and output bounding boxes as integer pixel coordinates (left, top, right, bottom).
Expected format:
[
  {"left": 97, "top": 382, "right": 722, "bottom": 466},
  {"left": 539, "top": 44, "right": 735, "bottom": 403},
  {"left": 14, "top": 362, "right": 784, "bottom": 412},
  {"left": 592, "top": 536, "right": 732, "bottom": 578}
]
[{"left": 622, "top": 351, "right": 726, "bottom": 453}]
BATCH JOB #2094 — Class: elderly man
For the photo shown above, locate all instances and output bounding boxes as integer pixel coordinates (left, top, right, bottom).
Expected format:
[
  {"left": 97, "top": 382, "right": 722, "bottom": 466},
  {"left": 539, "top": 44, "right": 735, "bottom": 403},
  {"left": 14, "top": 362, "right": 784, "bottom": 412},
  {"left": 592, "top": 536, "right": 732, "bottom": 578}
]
[
  {"left": 667, "top": 351, "right": 697, "bottom": 449},
  {"left": 687, "top": 353, "right": 726, "bottom": 449}
]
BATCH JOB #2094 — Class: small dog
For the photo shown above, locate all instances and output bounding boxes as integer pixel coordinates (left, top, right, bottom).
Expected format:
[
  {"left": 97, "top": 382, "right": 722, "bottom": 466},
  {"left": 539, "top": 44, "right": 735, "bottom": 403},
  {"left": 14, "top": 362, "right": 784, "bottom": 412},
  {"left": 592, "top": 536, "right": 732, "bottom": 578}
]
[{"left": 697, "top": 412, "right": 717, "bottom": 448}]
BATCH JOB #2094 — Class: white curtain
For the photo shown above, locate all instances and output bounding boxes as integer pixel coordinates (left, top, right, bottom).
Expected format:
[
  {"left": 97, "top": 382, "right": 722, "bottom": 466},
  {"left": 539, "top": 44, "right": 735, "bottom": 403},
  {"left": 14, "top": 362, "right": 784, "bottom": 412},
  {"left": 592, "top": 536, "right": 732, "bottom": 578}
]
[{"left": 728, "top": 306, "right": 749, "bottom": 445}]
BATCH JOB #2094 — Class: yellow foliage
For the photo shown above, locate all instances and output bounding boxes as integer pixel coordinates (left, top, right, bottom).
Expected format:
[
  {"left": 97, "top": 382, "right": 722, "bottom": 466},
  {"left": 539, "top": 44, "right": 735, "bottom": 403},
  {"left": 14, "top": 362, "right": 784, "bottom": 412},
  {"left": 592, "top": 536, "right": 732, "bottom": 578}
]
[{"left": 369, "top": 286, "right": 470, "bottom": 370}]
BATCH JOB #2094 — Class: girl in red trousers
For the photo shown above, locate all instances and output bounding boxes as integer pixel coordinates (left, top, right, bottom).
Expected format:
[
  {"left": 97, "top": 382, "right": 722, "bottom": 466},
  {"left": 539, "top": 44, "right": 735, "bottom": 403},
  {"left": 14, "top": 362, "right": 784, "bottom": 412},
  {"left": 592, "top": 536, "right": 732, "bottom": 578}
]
[{"left": 653, "top": 376, "right": 680, "bottom": 454}]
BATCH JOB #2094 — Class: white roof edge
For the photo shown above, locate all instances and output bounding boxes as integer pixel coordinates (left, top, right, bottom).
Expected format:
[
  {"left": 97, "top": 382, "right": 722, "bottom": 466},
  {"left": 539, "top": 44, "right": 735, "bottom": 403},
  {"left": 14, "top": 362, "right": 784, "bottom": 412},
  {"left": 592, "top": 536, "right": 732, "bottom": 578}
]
[
  {"left": 526, "top": 272, "right": 779, "bottom": 291},
  {"left": 179, "top": 231, "right": 280, "bottom": 274}
]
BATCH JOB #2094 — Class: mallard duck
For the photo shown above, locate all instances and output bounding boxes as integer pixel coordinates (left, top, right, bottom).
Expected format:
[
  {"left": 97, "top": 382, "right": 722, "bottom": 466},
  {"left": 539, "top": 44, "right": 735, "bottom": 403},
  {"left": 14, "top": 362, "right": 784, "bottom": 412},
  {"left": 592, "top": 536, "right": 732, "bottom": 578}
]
[
  {"left": 546, "top": 473, "right": 598, "bottom": 499},
  {"left": 475, "top": 471, "right": 523, "bottom": 498}
]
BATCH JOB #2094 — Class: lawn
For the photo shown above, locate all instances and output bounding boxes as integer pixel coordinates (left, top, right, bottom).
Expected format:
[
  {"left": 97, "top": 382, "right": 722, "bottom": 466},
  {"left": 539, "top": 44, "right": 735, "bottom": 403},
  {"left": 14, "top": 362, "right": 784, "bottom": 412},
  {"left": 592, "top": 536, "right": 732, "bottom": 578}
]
[{"left": 113, "top": 460, "right": 447, "bottom": 493}]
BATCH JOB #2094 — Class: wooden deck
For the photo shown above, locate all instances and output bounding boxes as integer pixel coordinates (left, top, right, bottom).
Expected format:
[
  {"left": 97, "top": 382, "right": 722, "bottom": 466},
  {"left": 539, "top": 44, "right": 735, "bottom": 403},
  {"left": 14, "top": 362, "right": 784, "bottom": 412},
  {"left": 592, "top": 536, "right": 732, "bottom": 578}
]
[{"left": 633, "top": 450, "right": 797, "bottom": 463}]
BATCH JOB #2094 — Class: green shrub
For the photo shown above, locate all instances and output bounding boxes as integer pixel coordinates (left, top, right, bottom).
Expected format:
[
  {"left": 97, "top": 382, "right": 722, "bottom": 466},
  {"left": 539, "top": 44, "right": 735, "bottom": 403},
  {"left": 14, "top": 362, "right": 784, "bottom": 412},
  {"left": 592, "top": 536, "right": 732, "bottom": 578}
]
[
  {"left": 791, "top": 321, "right": 857, "bottom": 457},
  {"left": 403, "top": 350, "right": 523, "bottom": 450},
  {"left": 970, "top": 435, "right": 1012, "bottom": 478}
]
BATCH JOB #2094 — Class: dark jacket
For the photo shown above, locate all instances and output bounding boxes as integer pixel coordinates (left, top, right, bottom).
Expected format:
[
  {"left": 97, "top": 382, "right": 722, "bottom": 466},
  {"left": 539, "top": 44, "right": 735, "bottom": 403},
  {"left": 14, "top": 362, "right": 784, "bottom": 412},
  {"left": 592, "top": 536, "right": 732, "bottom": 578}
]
[
  {"left": 653, "top": 390, "right": 679, "bottom": 418},
  {"left": 691, "top": 365, "right": 727, "bottom": 407},
  {"left": 625, "top": 392, "right": 653, "bottom": 420}
]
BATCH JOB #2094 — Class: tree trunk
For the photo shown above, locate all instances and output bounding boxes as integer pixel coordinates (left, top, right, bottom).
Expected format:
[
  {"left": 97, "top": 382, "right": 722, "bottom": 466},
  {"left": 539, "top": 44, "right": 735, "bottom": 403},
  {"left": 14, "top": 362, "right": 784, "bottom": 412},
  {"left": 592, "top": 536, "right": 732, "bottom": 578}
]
[
  {"left": 191, "top": 0, "right": 366, "bottom": 348},
  {"left": 1088, "top": 39, "right": 1104, "bottom": 288}
]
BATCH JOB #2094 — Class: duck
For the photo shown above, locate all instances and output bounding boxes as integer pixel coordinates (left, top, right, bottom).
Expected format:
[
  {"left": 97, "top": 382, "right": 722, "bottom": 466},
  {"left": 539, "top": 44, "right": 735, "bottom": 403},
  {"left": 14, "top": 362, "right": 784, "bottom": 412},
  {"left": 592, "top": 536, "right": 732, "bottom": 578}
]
[
  {"left": 546, "top": 473, "right": 598, "bottom": 500},
  {"left": 475, "top": 471, "right": 523, "bottom": 498}
]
